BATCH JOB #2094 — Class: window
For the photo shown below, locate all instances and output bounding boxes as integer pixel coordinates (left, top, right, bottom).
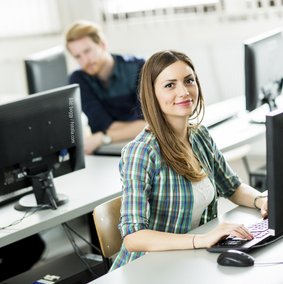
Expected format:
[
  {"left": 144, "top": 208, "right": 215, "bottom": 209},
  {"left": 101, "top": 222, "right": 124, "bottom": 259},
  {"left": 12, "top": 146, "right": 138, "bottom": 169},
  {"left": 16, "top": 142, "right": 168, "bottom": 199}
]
[
  {"left": 100, "top": 0, "right": 219, "bottom": 21},
  {"left": 0, "top": 0, "right": 61, "bottom": 38},
  {"left": 99, "top": 0, "right": 283, "bottom": 22}
]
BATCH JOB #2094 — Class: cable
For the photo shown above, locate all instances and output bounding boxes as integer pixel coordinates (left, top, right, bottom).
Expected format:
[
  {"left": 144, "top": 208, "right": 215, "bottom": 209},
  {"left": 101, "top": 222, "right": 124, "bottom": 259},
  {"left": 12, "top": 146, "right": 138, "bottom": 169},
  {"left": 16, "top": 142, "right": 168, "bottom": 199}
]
[
  {"left": 255, "top": 260, "right": 283, "bottom": 266},
  {"left": 62, "top": 223, "right": 98, "bottom": 278},
  {"left": 45, "top": 186, "right": 58, "bottom": 210},
  {"left": 62, "top": 223, "right": 100, "bottom": 279},
  {"left": 0, "top": 205, "right": 48, "bottom": 230},
  {"left": 63, "top": 222, "right": 101, "bottom": 255}
]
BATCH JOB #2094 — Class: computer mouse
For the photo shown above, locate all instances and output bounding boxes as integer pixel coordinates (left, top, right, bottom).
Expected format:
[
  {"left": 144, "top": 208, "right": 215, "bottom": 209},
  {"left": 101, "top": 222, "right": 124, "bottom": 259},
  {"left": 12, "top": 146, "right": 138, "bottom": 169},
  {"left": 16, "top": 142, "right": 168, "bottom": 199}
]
[{"left": 217, "top": 250, "right": 255, "bottom": 267}]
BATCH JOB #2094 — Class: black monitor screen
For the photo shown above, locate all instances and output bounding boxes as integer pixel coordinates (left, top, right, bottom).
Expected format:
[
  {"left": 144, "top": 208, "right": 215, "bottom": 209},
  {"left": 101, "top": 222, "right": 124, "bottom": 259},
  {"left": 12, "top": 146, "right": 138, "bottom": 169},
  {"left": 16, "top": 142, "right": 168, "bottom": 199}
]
[
  {"left": 266, "top": 109, "right": 283, "bottom": 236},
  {"left": 0, "top": 84, "right": 85, "bottom": 210},
  {"left": 25, "top": 46, "right": 68, "bottom": 94},
  {"left": 244, "top": 28, "right": 283, "bottom": 112}
]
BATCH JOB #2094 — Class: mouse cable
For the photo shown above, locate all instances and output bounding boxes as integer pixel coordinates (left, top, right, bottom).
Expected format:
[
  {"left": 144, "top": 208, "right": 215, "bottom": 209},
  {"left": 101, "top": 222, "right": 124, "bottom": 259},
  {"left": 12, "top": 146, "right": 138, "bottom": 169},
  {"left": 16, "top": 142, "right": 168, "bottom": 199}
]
[{"left": 255, "top": 260, "right": 283, "bottom": 266}]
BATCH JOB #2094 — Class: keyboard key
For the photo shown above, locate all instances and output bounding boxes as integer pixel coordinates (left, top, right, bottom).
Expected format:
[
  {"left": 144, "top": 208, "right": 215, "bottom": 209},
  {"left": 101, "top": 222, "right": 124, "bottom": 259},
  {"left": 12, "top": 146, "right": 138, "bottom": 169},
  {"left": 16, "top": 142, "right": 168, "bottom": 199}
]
[
  {"left": 217, "top": 238, "right": 248, "bottom": 247},
  {"left": 247, "top": 219, "right": 268, "bottom": 234}
]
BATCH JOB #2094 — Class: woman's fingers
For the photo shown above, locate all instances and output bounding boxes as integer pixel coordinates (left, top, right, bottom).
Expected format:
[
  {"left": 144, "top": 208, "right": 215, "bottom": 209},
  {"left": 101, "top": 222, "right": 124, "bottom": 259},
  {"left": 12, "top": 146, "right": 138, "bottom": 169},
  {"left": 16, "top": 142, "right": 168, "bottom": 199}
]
[
  {"left": 206, "top": 222, "right": 254, "bottom": 248},
  {"left": 230, "top": 224, "right": 253, "bottom": 240},
  {"left": 261, "top": 199, "right": 268, "bottom": 219},
  {"left": 218, "top": 223, "right": 253, "bottom": 240}
]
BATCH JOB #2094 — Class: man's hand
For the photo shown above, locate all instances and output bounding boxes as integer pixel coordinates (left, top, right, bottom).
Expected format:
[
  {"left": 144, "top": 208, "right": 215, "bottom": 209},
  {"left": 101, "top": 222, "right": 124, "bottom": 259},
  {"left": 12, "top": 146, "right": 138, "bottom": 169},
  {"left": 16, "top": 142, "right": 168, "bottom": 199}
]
[{"left": 84, "top": 132, "right": 104, "bottom": 155}]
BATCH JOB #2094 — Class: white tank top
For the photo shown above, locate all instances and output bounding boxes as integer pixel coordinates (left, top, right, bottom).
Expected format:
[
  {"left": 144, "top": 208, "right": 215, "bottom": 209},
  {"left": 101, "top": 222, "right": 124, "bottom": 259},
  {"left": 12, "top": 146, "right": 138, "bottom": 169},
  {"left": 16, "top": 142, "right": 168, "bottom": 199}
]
[{"left": 191, "top": 176, "right": 215, "bottom": 229}]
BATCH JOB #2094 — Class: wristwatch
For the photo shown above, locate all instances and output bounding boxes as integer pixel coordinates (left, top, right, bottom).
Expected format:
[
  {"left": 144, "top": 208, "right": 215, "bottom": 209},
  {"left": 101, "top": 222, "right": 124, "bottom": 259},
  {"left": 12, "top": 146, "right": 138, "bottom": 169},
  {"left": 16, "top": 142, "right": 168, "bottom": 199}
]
[{"left": 102, "top": 133, "right": 112, "bottom": 145}]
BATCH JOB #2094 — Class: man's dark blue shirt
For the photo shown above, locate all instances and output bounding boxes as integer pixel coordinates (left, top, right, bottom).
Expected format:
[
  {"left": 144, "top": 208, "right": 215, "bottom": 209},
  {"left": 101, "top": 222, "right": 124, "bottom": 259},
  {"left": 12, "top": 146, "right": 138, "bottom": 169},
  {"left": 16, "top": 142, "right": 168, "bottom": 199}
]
[{"left": 69, "top": 54, "right": 145, "bottom": 133}]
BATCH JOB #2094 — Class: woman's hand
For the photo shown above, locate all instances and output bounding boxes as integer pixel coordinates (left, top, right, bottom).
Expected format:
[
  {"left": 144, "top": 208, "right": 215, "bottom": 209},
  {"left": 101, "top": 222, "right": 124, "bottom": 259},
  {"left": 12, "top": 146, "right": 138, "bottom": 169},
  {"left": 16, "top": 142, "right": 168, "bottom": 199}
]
[
  {"left": 254, "top": 195, "right": 268, "bottom": 219},
  {"left": 260, "top": 198, "right": 268, "bottom": 219},
  {"left": 196, "top": 222, "right": 253, "bottom": 248}
]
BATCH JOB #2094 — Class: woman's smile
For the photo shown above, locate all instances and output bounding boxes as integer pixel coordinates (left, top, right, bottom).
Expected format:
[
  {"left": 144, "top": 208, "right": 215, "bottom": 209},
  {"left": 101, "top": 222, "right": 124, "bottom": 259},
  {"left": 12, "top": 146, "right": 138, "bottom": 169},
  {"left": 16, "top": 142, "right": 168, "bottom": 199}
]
[{"left": 174, "top": 98, "right": 193, "bottom": 106}]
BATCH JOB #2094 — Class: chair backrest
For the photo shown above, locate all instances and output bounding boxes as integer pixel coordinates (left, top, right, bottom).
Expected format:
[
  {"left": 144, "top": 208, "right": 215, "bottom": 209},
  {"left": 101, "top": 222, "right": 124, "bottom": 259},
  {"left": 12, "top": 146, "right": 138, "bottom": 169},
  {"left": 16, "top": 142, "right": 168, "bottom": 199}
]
[
  {"left": 24, "top": 46, "right": 68, "bottom": 94},
  {"left": 93, "top": 196, "right": 122, "bottom": 259}
]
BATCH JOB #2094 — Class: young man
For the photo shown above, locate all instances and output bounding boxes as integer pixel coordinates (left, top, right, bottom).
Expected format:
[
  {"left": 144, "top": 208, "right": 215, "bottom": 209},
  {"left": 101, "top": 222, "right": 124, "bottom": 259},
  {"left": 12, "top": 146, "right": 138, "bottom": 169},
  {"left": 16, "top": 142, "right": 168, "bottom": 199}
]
[{"left": 65, "top": 20, "right": 146, "bottom": 154}]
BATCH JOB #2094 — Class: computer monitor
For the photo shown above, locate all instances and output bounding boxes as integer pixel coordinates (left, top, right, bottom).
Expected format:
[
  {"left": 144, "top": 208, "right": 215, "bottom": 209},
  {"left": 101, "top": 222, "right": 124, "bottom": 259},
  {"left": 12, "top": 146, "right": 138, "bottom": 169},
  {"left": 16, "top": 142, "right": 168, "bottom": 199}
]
[
  {"left": 24, "top": 46, "right": 68, "bottom": 94},
  {"left": 266, "top": 108, "right": 283, "bottom": 237},
  {"left": 244, "top": 28, "right": 283, "bottom": 113},
  {"left": 0, "top": 84, "right": 85, "bottom": 211}
]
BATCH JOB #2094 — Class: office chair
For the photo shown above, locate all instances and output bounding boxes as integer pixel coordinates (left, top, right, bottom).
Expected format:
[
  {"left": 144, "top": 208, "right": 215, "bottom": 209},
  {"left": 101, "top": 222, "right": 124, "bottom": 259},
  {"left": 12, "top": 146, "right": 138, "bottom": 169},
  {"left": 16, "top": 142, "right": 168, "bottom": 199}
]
[
  {"left": 92, "top": 196, "right": 122, "bottom": 271},
  {"left": 24, "top": 46, "right": 68, "bottom": 94}
]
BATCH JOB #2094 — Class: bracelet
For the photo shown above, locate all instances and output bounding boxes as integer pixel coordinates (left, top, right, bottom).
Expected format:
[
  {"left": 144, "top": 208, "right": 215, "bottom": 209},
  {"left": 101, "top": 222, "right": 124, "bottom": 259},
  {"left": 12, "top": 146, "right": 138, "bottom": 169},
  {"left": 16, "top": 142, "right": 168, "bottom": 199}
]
[
  {"left": 192, "top": 234, "right": 196, "bottom": 249},
  {"left": 253, "top": 195, "right": 267, "bottom": 210}
]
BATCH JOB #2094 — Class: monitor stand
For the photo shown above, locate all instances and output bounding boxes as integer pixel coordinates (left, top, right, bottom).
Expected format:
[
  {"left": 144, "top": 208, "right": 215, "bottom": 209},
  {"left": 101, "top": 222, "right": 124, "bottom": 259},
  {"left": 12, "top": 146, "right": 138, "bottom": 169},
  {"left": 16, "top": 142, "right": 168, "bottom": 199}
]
[
  {"left": 14, "top": 170, "right": 68, "bottom": 211},
  {"left": 14, "top": 193, "right": 68, "bottom": 211}
]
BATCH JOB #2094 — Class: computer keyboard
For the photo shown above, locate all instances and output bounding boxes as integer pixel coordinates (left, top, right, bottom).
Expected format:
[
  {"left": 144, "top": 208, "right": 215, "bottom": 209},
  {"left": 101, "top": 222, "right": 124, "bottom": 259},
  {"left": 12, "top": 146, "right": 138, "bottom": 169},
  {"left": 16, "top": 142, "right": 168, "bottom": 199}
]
[
  {"left": 247, "top": 218, "right": 269, "bottom": 239},
  {"left": 215, "top": 237, "right": 249, "bottom": 248},
  {"left": 207, "top": 218, "right": 270, "bottom": 253},
  {"left": 206, "top": 114, "right": 237, "bottom": 129},
  {"left": 249, "top": 115, "right": 266, "bottom": 124}
]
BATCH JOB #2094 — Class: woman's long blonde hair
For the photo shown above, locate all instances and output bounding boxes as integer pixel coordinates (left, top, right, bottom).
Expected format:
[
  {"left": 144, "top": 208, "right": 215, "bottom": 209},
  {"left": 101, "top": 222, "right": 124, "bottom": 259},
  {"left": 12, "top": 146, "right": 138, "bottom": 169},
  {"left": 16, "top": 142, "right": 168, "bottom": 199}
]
[{"left": 139, "top": 50, "right": 206, "bottom": 182}]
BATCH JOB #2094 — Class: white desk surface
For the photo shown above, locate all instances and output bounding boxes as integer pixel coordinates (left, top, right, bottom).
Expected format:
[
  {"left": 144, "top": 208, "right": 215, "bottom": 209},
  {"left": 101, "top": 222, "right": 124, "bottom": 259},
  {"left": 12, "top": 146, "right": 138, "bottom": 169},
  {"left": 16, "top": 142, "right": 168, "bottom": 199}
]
[
  {"left": 91, "top": 207, "right": 283, "bottom": 284},
  {"left": 97, "top": 115, "right": 265, "bottom": 155},
  {"left": 96, "top": 96, "right": 266, "bottom": 156},
  {"left": 208, "top": 112, "right": 265, "bottom": 153},
  {"left": 0, "top": 155, "right": 122, "bottom": 248}
]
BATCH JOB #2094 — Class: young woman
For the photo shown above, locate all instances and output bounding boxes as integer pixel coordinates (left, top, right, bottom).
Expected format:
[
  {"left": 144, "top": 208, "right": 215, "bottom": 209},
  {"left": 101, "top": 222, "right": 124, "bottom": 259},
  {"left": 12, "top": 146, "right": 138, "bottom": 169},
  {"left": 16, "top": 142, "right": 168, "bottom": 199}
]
[{"left": 111, "top": 50, "right": 267, "bottom": 270}]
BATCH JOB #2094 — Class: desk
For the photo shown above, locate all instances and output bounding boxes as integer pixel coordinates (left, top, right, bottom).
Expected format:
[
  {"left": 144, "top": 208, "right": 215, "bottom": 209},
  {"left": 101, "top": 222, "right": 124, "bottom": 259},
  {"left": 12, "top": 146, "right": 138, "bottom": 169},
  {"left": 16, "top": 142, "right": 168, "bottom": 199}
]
[
  {"left": 0, "top": 155, "right": 122, "bottom": 248},
  {"left": 95, "top": 141, "right": 128, "bottom": 156},
  {"left": 208, "top": 112, "right": 265, "bottom": 153},
  {"left": 95, "top": 96, "right": 266, "bottom": 156},
  {"left": 90, "top": 207, "right": 283, "bottom": 284}
]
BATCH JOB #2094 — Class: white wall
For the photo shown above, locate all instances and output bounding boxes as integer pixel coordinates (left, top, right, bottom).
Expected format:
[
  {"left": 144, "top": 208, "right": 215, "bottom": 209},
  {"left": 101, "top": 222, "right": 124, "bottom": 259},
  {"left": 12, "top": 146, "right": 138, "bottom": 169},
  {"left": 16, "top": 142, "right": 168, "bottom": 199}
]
[
  {"left": 0, "top": 0, "right": 95, "bottom": 97},
  {"left": 102, "top": 18, "right": 283, "bottom": 105}
]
